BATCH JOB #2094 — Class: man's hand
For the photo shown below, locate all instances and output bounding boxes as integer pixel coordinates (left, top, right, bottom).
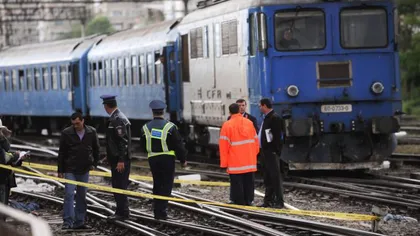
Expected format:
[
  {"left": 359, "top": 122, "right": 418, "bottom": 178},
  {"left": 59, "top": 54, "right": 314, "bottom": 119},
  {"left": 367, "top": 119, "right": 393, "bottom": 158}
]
[
  {"left": 58, "top": 173, "right": 64, "bottom": 178},
  {"left": 116, "top": 162, "right": 125, "bottom": 173}
]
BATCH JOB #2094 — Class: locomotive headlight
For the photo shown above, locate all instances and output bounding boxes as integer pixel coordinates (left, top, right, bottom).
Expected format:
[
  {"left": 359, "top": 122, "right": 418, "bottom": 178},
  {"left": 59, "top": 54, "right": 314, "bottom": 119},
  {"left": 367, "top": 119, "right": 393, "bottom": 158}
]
[
  {"left": 287, "top": 85, "right": 299, "bottom": 97},
  {"left": 371, "top": 82, "right": 384, "bottom": 94}
]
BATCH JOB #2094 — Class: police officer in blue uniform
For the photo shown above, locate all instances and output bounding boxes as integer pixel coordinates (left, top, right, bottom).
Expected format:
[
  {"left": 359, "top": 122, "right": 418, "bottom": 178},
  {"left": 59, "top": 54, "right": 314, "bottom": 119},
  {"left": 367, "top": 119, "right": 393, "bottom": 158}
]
[
  {"left": 100, "top": 95, "right": 132, "bottom": 220},
  {"left": 140, "top": 100, "right": 187, "bottom": 220}
]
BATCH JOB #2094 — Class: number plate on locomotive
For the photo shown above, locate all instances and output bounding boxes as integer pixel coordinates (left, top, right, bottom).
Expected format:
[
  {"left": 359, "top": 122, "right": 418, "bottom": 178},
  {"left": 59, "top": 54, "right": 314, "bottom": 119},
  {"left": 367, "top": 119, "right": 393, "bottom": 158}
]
[{"left": 321, "top": 104, "right": 352, "bottom": 113}]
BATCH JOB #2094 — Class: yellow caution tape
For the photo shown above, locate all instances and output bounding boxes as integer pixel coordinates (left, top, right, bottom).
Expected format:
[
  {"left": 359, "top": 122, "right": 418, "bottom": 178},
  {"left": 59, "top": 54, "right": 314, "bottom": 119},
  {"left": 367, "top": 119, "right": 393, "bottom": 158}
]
[
  {"left": 21, "top": 162, "right": 229, "bottom": 186},
  {"left": 0, "top": 164, "right": 378, "bottom": 221}
]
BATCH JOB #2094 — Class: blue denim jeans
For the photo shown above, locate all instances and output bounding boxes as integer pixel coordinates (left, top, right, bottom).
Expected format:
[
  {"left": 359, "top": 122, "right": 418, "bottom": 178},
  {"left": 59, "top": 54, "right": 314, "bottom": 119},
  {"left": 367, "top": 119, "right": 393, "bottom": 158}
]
[{"left": 63, "top": 172, "right": 89, "bottom": 227}]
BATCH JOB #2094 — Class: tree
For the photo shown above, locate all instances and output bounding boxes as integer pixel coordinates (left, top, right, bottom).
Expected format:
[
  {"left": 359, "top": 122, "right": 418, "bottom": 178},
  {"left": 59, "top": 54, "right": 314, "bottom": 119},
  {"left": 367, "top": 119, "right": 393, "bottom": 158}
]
[
  {"left": 86, "top": 16, "right": 115, "bottom": 36},
  {"left": 58, "top": 16, "right": 115, "bottom": 40},
  {"left": 397, "top": 0, "right": 420, "bottom": 113}
]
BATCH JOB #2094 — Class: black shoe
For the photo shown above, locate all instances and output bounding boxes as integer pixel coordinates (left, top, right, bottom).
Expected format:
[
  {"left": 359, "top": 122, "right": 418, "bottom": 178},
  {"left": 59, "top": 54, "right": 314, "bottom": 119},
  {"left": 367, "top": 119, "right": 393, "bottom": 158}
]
[
  {"left": 107, "top": 214, "right": 128, "bottom": 221},
  {"left": 257, "top": 202, "right": 271, "bottom": 208},
  {"left": 271, "top": 203, "right": 285, "bottom": 209},
  {"left": 73, "top": 225, "right": 92, "bottom": 230},
  {"left": 154, "top": 215, "right": 168, "bottom": 220},
  {"left": 62, "top": 225, "right": 72, "bottom": 230}
]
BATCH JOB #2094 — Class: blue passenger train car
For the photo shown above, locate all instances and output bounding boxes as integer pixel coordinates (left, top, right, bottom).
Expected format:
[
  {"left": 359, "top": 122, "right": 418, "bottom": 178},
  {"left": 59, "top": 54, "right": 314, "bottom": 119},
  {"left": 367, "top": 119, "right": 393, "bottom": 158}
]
[
  {"left": 0, "top": 36, "right": 101, "bottom": 133},
  {"left": 86, "top": 20, "right": 183, "bottom": 133}
]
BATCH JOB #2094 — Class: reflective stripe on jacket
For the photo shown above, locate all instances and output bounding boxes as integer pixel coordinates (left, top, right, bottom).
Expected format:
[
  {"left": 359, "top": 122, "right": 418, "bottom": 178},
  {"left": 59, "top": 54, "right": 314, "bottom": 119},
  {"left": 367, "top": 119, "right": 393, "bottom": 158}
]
[
  {"left": 219, "top": 113, "right": 259, "bottom": 174},
  {"left": 142, "top": 122, "right": 176, "bottom": 158}
]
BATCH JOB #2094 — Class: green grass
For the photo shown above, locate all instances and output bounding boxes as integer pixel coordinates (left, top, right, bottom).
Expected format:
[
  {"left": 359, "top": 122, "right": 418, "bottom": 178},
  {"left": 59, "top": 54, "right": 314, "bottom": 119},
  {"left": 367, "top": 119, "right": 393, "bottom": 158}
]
[{"left": 403, "top": 98, "right": 420, "bottom": 116}]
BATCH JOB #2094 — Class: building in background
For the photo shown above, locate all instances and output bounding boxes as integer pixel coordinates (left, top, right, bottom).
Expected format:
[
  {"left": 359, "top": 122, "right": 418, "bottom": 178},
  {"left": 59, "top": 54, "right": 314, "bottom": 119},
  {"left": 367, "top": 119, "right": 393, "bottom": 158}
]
[{"left": 0, "top": 0, "right": 201, "bottom": 48}]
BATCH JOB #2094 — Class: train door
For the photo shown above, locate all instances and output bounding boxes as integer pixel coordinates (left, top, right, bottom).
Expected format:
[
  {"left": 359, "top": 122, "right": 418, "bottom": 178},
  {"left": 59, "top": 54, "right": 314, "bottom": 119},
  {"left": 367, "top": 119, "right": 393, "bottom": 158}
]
[
  {"left": 164, "top": 37, "right": 183, "bottom": 121},
  {"left": 248, "top": 11, "right": 265, "bottom": 124},
  {"left": 69, "top": 61, "right": 83, "bottom": 113}
]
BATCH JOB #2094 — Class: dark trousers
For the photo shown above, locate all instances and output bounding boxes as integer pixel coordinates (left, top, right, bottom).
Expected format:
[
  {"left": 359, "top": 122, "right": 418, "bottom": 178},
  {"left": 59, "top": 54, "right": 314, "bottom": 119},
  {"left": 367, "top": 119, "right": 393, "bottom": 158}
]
[
  {"left": 111, "top": 161, "right": 131, "bottom": 217},
  {"left": 260, "top": 150, "right": 284, "bottom": 206},
  {"left": 0, "top": 184, "right": 10, "bottom": 221},
  {"left": 148, "top": 155, "right": 175, "bottom": 219},
  {"left": 229, "top": 172, "right": 255, "bottom": 205}
]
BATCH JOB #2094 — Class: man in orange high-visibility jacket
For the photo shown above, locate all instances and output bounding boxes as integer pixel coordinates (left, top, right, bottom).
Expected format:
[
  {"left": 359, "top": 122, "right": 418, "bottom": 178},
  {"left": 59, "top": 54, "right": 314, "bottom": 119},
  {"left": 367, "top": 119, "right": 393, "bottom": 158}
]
[{"left": 219, "top": 103, "right": 259, "bottom": 206}]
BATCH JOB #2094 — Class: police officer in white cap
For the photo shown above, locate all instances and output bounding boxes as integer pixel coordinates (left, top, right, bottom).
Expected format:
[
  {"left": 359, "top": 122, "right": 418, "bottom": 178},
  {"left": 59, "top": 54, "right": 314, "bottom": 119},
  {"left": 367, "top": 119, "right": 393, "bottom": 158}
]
[{"left": 140, "top": 100, "right": 187, "bottom": 220}]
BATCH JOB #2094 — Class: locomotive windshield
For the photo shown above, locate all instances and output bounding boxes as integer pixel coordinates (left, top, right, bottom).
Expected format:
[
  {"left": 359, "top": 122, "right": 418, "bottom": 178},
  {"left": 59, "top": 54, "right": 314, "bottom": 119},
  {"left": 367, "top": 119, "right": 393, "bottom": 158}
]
[
  {"left": 274, "top": 9, "right": 325, "bottom": 51},
  {"left": 340, "top": 8, "right": 388, "bottom": 48}
]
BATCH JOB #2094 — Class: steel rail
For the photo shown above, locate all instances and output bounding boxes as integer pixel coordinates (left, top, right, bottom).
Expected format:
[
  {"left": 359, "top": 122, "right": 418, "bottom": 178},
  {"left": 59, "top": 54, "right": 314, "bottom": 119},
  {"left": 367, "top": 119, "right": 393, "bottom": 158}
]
[
  {"left": 12, "top": 190, "right": 163, "bottom": 236},
  {"left": 95, "top": 166, "right": 287, "bottom": 236}
]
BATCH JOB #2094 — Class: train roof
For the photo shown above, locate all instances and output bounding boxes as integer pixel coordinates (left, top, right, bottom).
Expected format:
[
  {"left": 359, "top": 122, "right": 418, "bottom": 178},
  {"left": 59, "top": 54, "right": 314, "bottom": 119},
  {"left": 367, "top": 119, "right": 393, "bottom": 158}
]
[
  {"left": 88, "top": 19, "right": 179, "bottom": 61},
  {"left": 181, "top": 0, "right": 394, "bottom": 24},
  {"left": 0, "top": 35, "right": 102, "bottom": 68}
]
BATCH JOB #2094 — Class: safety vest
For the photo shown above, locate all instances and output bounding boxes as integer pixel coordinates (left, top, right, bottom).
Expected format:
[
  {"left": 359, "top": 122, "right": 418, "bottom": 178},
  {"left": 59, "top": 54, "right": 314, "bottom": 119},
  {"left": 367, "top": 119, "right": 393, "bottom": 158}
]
[
  {"left": 219, "top": 114, "right": 259, "bottom": 174},
  {"left": 142, "top": 122, "right": 176, "bottom": 158}
]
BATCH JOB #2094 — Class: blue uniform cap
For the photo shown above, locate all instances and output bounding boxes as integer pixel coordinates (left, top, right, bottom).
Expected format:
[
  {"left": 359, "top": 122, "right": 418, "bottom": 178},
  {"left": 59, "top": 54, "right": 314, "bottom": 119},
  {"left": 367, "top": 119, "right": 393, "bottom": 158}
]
[
  {"left": 100, "top": 95, "right": 117, "bottom": 104},
  {"left": 149, "top": 100, "right": 166, "bottom": 110}
]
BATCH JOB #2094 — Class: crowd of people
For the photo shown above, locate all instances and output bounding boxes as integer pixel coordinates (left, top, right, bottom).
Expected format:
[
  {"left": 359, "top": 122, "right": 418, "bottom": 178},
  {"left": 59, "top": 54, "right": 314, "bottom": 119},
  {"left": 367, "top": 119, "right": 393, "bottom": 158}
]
[{"left": 0, "top": 96, "right": 285, "bottom": 230}]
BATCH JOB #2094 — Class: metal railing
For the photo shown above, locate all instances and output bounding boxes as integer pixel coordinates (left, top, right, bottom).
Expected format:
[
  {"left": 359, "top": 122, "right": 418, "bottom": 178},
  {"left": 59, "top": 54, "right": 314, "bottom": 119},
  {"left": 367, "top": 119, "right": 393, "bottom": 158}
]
[{"left": 0, "top": 203, "right": 52, "bottom": 236}]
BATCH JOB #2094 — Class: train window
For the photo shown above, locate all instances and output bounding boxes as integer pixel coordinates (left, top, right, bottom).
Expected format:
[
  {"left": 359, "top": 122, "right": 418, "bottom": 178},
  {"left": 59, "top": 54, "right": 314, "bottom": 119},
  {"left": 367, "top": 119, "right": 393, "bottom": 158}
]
[
  {"left": 43, "top": 67, "right": 49, "bottom": 90},
  {"left": 203, "top": 26, "right": 209, "bottom": 58},
  {"left": 139, "top": 55, "right": 145, "bottom": 85},
  {"left": 340, "top": 8, "right": 387, "bottom": 49},
  {"left": 147, "top": 53, "right": 153, "bottom": 84},
  {"left": 51, "top": 67, "right": 58, "bottom": 90},
  {"left": 27, "top": 68, "right": 33, "bottom": 91},
  {"left": 98, "top": 61, "right": 104, "bottom": 87},
  {"left": 4, "top": 71, "right": 9, "bottom": 91},
  {"left": 0, "top": 71, "right": 3, "bottom": 91},
  {"left": 394, "top": 8, "right": 399, "bottom": 44},
  {"left": 92, "top": 62, "right": 99, "bottom": 87},
  {"left": 131, "top": 56, "right": 137, "bottom": 85},
  {"left": 12, "top": 70, "right": 18, "bottom": 91},
  {"left": 249, "top": 14, "right": 256, "bottom": 56},
  {"left": 221, "top": 20, "right": 238, "bottom": 55},
  {"left": 275, "top": 9, "right": 325, "bottom": 51},
  {"left": 125, "top": 57, "right": 132, "bottom": 86},
  {"left": 60, "top": 65, "right": 67, "bottom": 90},
  {"left": 34, "top": 68, "right": 41, "bottom": 91},
  {"left": 118, "top": 58, "right": 124, "bottom": 87},
  {"left": 112, "top": 59, "right": 117, "bottom": 87},
  {"left": 68, "top": 65, "right": 72, "bottom": 88},
  {"left": 169, "top": 52, "right": 176, "bottom": 83},
  {"left": 71, "top": 63, "right": 79, "bottom": 88},
  {"left": 181, "top": 34, "right": 190, "bottom": 82},
  {"left": 105, "top": 60, "right": 111, "bottom": 87},
  {"left": 18, "top": 70, "right": 24, "bottom": 91},
  {"left": 214, "top": 23, "right": 221, "bottom": 57},
  {"left": 155, "top": 52, "right": 162, "bottom": 84},
  {"left": 89, "top": 63, "right": 93, "bottom": 87},
  {"left": 190, "top": 27, "right": 203, "bottom": 58}
]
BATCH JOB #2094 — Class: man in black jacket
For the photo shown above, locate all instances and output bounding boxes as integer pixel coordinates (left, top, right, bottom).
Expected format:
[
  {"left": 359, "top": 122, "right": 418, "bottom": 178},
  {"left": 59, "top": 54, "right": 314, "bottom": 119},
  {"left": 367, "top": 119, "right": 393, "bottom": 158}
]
[
  {"left": 228, "top": 99, "right": 258, "bottom": 132},
  {"left": 58, "top": 112, "right": 100, "bottom": 230},
  {"left": 100, "top": 95, "right": 132, "bottom": 221},
  {"left": 258, "top": 98, "right": 285, "bottom": 208},
  {"left": 0, "top": 120, "right": 27, "bottom": 217}
]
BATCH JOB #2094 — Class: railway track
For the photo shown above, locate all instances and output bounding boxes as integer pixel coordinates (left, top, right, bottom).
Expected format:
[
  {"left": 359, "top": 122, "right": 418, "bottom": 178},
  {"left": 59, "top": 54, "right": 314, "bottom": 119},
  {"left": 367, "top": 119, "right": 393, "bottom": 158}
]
[
  {"left": 7, "top": 143, "right": 389, "bottom": 236},
  {"left": 15, "top": 171, "right": 387, "bottom": 236}
]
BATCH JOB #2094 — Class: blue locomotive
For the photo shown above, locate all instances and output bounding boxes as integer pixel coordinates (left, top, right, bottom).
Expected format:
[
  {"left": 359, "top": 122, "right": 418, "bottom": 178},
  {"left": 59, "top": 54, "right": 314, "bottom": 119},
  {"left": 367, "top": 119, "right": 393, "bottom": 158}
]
[{"left": 0, "top": 0, "right": 401, "bottom": 170}]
